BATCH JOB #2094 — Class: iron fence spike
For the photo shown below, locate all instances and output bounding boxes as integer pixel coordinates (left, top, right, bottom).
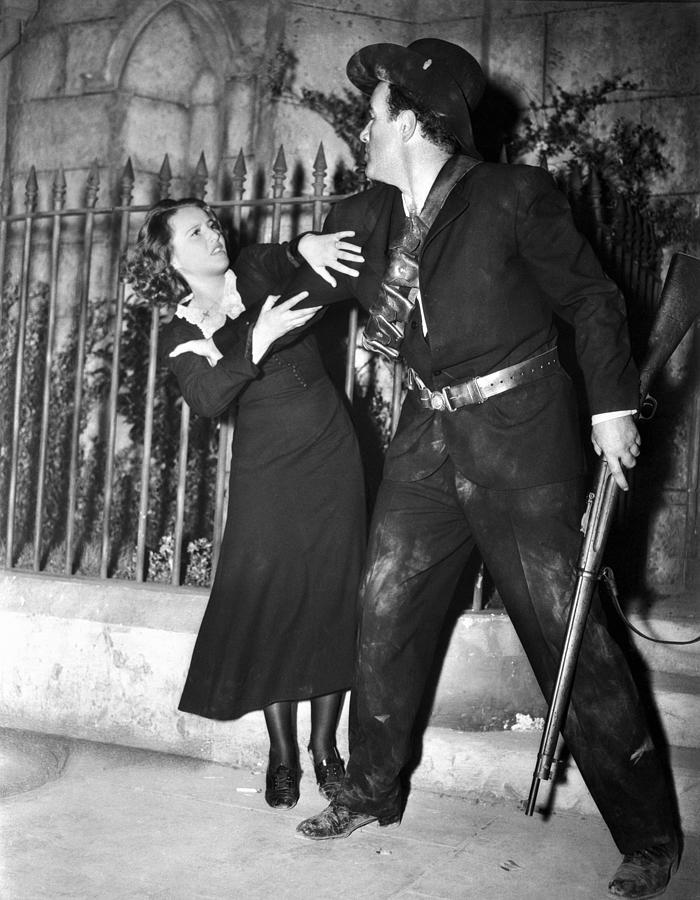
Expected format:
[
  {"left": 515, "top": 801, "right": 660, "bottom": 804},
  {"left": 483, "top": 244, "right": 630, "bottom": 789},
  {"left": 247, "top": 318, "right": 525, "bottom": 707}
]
[
  {"left": 313, "top": 142, "right": 327, "bottom": 171},
  {"left": 272, "top": 144, "right": 287, "bottom": 174},
  {"left": 233, "top": 149, "right": 247, "bottom": 177}
]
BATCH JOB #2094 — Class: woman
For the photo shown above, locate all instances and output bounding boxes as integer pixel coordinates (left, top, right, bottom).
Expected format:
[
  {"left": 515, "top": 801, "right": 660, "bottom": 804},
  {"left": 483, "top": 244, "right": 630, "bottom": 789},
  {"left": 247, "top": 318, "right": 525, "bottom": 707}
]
[{"left": 126, "top": 198, "right": 366, "bottom": 810}]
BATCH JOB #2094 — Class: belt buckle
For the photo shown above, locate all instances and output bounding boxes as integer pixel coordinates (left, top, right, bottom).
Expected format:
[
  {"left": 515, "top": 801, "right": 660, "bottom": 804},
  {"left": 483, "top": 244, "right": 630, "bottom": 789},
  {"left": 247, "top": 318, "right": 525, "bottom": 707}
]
[
  {"left": 465, "top": 378, "right": 485, "bottom": 405},
  {"left": 429, "top": 387, "right": 456, "bottom": 412}
]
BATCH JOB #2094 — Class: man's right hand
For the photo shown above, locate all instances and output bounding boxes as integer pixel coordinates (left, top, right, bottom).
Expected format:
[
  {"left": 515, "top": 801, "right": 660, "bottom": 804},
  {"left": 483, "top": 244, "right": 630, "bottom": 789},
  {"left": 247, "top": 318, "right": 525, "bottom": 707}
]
[{"left": 591, "top": 415, "right": 641, "bottom": 491}]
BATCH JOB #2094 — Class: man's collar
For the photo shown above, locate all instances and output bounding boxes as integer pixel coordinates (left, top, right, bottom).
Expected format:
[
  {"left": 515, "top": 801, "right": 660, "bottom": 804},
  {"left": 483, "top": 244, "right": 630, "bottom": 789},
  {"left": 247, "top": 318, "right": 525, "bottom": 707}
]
[
  {"left": 400, "top": 154, "right": 480, "bottom": 217},
  {"left": 398, "top": 154, "right": 480, "bottom": 232}
]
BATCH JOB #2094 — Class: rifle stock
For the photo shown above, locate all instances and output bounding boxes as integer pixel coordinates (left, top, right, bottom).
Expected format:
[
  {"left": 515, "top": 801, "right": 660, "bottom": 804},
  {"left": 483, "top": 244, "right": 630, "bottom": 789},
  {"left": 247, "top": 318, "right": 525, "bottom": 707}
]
[{"left": 526, "top": 251, "right": 700, "bottom": 816}]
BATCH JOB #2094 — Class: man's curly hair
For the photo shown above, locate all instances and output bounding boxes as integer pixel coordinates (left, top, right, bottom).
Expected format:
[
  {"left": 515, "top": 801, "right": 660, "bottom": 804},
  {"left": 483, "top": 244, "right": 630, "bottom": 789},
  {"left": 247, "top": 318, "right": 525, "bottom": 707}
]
[
  {"left": 123, "top": 197, "right": 221, "bottom": 308},
  {"left": 385, "top": 83, "right": 459, "bottom": 155}
]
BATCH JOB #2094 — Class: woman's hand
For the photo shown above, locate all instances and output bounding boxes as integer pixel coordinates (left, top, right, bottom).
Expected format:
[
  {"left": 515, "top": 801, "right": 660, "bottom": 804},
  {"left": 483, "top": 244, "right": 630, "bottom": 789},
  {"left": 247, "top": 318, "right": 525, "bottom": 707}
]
[
  {"left": 298, "top": 231, "right": 364, "bottom": 287},
  {"left": 170, "top": 337, "right": 223, "bottom": 367},
  {"left": 251, "top": 292, "right": 321, "bottom": 363}
]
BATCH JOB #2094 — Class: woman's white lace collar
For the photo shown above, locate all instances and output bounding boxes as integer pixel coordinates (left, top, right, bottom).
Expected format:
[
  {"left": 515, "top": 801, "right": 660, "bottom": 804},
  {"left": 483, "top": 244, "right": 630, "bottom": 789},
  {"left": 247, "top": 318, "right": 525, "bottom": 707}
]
[{"left": 175, "top": 269, "right": 246, "bottom": 338}]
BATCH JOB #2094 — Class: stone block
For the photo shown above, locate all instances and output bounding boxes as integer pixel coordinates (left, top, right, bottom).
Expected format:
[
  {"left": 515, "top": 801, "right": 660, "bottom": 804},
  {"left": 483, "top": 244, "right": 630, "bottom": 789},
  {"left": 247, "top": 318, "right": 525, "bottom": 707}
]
[
  {"left": 286, "top": 4, "right": 414, "bottom": 93},
  {"left": 35, "top": 0, "right": 119, "bottom": 28},
  {"left": 402, "top": 20, "right": 483, "bottom": 59},
  {"left": 301, "top": 0, "right": 416, "bottom": 21},
  {"left": 489, "top": 8, "right": 546, "bottom": 107},
  {"left": 120, "top": 96, "right": 191, "bottom": 177},
  {"left": 221, "top": 76, "right": 256, "bottom": 160},
  {"left": 491, "top": 1, "right": 592, "bottom": 14},
  {"left": 119, "top": 7, "right": 205, "bottom": 104},
  {"left": 64, "top": 22, "right": 115, "bottom": 94},
  {"left": 12, "top": 27, "right": 65, "bottom": 98},
  {"left": 642, "top": 95, "right": 700, "bottom": 197},
  {"left": 9, "top": 96, "right": 112, "bottom": 174},
  {"left": 225, "top": 1, "right": 268, "bottom": 54},
  {"left": 644, "top": 501, "right": 688, "bottom": 588},
  {"left": 418, "top": 0, "right": 483, "bottom": 19},
  {"left": 270, "top": 98, "right": 355, "bottom": 196},
  {"left": 546, "top": 2, "right": 700, "bottom": 98},
  {"left": 429, "top": 612, "right": 545, "bottom": 730}
]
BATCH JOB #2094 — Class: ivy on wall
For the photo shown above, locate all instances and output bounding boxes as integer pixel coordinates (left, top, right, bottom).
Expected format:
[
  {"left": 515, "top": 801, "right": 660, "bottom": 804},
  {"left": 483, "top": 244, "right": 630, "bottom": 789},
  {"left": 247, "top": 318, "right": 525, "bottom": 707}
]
[
  {"left": 265, "top": 43, "right": 697, "bottom": 254},
  {"left": 0, "top": 288, "right": 218, "bottom": 583},
  {"left": 263, "top": 43, "right": 369, "bottom": 193},
  {"left": 509, "top": 76, "right": 698, "bottom": 253}
]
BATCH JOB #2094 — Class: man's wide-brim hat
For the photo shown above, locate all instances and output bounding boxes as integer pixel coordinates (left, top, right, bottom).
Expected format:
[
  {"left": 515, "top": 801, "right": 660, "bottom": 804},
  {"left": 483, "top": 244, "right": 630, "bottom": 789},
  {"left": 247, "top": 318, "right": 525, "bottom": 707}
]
[{"left": 346, "top": 38, "right": 486, "bottom": 154}]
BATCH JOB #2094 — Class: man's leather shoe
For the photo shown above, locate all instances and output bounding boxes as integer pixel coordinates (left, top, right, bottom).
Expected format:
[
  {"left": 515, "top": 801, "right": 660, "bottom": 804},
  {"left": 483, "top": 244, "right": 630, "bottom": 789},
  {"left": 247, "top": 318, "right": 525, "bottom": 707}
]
[
  {"left": 607, "top": 839, "right": 680, "bottom": 899},
  {"left": 310, "top": 748, "right": 345, "bottom": 800},
  {"left": 296, "top": 802, "right": 400, "bottom": 840},
  {"left": 265, "top": 763, "right": 300, "bottom": 810}
]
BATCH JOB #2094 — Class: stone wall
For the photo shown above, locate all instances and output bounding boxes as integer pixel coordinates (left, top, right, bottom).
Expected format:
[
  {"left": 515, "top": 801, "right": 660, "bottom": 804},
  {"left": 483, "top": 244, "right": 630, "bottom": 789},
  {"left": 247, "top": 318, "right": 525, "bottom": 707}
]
[{"left": 0, "top": 1, "right": 697, "bottom": 213}]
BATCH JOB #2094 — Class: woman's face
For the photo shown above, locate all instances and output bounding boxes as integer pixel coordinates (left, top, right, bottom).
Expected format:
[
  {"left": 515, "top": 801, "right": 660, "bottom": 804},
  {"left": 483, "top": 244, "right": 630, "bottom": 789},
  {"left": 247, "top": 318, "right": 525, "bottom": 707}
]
[{"left": 168, "top": 206, "right": 229, "bottom": 280}]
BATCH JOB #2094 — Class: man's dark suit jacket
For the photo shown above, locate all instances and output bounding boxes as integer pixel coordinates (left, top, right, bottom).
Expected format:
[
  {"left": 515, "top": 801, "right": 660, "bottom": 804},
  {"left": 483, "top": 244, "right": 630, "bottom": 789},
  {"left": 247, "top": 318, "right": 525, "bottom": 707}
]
[{"left": 282, "top": 159, "right": 639, "bottom": 491}]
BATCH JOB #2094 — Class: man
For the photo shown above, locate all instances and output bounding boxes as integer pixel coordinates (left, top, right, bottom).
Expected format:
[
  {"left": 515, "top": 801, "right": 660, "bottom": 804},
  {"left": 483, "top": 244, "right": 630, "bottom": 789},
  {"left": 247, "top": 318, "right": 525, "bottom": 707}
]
[{"left": 286, "top": 39, "right": 680, "bottom": 899}]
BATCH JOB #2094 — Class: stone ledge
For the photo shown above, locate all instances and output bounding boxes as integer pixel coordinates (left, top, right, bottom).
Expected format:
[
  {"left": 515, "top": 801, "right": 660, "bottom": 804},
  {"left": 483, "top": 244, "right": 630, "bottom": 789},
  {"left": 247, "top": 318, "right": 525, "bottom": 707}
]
[
  {"left": 1, "top": 570, "right": 698, "bottom": 833},
  {"left": 0, "top": 569, "right": 544, "bottom": 767}
]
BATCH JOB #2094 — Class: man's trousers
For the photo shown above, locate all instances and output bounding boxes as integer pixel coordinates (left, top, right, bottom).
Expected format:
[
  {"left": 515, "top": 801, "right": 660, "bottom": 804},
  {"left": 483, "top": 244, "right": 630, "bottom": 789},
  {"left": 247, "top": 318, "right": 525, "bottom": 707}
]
[{"left": 337, "top": 458, "right": 679, "bottom": 853}]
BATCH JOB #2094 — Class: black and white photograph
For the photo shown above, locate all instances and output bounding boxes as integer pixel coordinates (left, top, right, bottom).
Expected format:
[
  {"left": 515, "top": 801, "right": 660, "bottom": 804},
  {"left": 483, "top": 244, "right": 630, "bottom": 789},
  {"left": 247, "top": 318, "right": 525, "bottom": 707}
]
[{"left": 0, "top": 1, "right": 698, "bottom": 897}]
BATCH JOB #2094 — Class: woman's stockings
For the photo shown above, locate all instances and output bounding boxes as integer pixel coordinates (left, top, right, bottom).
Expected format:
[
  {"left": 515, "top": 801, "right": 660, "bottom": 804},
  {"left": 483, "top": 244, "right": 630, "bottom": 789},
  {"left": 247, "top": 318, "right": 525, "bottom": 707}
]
[
  {"left": 264, "top": 691, "right": 344, "bottom": 767},
  {"left": 309, "top": 691, "right": 343, "bottom": 762},
  {"left": 264, "top": 701, "right": 298, "bottom": 769}
]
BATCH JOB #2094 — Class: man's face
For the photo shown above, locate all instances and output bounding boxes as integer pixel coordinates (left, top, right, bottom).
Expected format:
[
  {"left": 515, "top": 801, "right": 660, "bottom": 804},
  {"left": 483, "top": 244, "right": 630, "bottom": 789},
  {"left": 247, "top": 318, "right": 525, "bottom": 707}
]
[{"left": 359, "top": 81, "right": 403, "bottom": 186}]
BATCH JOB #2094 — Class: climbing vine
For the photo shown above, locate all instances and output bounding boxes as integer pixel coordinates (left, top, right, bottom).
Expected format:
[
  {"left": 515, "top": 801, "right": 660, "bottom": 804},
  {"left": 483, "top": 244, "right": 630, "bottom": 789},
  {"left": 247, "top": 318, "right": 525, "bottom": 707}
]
[
  {"left": 509, "top": 75, "right": 698, "bottom": 251},
  {"left": 265, "top": 44, "right": 697, "bottom": 253}
]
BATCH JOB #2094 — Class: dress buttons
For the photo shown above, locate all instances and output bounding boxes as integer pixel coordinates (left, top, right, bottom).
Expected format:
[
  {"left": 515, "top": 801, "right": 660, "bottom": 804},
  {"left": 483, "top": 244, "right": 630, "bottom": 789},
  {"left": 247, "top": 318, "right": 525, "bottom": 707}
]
[
  {"left": 410, "top": 320, "right": 419, "bottom": 330},
  {"left": 433, "top": 369, "right": 442, "bottom": 376}
]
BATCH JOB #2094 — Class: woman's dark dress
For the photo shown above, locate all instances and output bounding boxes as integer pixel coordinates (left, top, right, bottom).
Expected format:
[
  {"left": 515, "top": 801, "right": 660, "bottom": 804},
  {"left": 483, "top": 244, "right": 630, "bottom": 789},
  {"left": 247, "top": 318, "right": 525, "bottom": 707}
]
[{"left": 162, "top": 248, "right": 365, "bottom": 720}]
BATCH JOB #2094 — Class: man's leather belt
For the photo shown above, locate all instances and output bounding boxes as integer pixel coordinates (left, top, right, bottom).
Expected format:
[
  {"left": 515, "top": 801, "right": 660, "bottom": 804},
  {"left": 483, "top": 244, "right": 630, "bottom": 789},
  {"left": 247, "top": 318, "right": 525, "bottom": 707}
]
[{"left": 409, "top": 347, "right": 560, "bottom": 412}]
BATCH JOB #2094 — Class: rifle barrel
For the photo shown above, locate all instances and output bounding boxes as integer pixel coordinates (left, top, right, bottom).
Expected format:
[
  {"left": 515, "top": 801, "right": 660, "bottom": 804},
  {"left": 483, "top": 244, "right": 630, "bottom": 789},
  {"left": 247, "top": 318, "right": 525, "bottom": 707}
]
[
  {"left": 525, "top": 460, "right": 618, "bottom": 815},
  {"left": 525, "top": 251, "right": 699, "bottom": 818}
]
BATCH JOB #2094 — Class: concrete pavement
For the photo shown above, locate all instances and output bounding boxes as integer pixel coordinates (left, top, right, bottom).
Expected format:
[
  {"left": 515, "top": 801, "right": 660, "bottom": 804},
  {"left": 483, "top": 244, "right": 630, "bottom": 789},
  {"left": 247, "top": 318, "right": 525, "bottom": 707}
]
[{"left": 1, "top": 728, "right": 697, "bottom": 899}]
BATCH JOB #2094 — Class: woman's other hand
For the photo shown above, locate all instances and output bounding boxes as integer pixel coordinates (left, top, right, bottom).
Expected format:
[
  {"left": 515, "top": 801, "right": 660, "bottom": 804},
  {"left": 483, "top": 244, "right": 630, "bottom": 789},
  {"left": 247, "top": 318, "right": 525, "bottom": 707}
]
[
  {"left": 170, "top": 337, "right": 223, "bottom": 367},
  {"left": 298, "top": 231, "right": 364, "bottom": 287},
  {"left": 251, "top": 292, "right": 321, "bottom": 364}
]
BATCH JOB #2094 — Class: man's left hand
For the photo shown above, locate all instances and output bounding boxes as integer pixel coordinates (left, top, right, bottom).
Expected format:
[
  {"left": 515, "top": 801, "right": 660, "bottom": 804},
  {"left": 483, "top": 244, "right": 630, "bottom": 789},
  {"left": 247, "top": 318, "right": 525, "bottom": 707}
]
[
  {"left": 298, "top": 231, "right": 364, "bottom": 287},
  {"left": 591, "top": 415, "right": 640, "bottom": 491}
]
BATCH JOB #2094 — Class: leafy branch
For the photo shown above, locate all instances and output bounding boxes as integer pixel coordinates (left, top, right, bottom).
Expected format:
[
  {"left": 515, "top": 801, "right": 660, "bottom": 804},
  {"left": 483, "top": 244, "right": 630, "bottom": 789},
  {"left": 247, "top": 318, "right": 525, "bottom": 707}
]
[
  {"left": 511, "top": 75, "right": 697, "bottom": 251},
  {"left": 262, "top": 43, "right": 368, "bottom": 192}
]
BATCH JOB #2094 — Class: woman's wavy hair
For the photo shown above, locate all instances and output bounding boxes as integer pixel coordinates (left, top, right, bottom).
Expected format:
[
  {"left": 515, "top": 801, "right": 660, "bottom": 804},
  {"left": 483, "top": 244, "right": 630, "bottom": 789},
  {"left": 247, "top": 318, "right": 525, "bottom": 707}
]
[{"left": 123, "top": 197, "right": 222, "bottom": 307}]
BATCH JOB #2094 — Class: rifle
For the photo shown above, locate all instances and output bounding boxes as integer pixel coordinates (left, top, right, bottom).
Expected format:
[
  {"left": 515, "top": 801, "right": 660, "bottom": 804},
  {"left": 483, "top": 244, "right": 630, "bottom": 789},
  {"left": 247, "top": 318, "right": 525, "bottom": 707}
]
[{"left": 525, "top": 251, "right": 700, "bottom": 817}]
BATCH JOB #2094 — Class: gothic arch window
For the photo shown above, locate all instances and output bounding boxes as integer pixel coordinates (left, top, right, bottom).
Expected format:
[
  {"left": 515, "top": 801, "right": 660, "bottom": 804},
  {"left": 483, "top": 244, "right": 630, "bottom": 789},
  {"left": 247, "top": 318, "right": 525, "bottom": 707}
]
[
  {"left": 105, "top": 0, "right": 238, "bottom": 87},
  {"left": 108, "top": 0, "right": 238, "bottom": 197}
]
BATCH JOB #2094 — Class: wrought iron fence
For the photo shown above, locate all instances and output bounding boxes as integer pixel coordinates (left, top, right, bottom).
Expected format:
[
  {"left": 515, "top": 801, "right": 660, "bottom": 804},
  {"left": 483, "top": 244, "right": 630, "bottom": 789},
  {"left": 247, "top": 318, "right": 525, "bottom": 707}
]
[
  {"left": 0, "top": 146, "right": 404, "bottom": 589},
  {"left": 0, "top": 146, "right": 665, "bottom": 599},
  {"left": 556, "top": 163, "right": 663, "bottom": 359}
]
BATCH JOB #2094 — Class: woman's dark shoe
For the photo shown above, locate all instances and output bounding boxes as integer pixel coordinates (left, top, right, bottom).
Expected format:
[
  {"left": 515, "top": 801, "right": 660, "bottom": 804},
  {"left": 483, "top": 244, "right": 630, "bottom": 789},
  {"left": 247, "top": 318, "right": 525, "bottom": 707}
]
[
  {"left": 265, "top": 763, "right": 300, "bottom": 810},
  {"left": 310, "top": 747, "right": 345, "bottom": 800}
]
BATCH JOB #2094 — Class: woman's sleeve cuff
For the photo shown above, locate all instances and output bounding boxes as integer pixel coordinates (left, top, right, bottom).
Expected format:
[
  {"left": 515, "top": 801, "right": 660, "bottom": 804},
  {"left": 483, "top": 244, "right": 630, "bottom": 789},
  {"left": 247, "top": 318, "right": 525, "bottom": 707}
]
[{"left": 285, "top": 232, "right": 316, "bottom": 268}]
